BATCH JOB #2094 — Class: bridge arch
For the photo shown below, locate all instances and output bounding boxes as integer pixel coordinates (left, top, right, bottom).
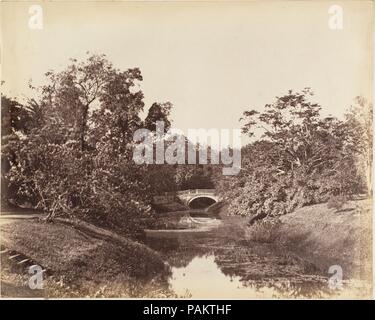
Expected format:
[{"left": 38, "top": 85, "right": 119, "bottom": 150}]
[{"left": 187, "top": 195, "right": 218, "bottom": 209}]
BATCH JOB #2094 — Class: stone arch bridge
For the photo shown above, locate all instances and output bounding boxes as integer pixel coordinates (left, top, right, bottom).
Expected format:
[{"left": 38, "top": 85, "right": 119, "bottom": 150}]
[{"left": 153, "top": 189, "right": 220, "bottom": 208}]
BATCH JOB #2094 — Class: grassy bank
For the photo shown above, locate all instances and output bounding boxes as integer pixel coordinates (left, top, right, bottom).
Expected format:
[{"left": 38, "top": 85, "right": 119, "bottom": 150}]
[
  {"left": 0, "top": 218, "right": 173, "bottom": 297},
  {"left": 277, "top": 198, "right": 373, "bottom": 281},
  {"left": 241, "top": 198, "right": 372, "bottom": 282},
  {"left": 220, "top": 199, "right": 372, "bottom": 279},
  {"left": 215, "top": 199, "right": 372, "bottom": 298}
]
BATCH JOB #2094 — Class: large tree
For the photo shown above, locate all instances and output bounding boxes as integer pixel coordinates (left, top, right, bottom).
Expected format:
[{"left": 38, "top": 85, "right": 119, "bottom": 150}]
[
  {"left": 343, "top": 96, "right": 373, "bottom": 195},
  {"left": 40, "top": 54, "right": 112, "bottom": 150},
  {"left": 3, "top": 54, "right": 173, "bottom": 232},
  {"left": 218, "top": 88, "right": 368, "bottom": 218},
  {"left": 241, "top": 88, "right": 345, "bottom": 175}
]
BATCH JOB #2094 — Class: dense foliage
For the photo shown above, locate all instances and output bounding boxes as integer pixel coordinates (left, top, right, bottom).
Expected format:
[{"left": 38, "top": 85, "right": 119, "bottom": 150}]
[
  {"left": 216, "top": 89, "right": 372, "bottom": 217},
  {"left": 1, "top": 55, "right": 176, "bottom": 232}
]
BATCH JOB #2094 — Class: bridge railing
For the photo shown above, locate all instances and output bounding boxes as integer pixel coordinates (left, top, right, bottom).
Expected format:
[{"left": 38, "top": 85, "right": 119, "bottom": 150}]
[
  {"left": 160, "top": 189, "right": 216, "bottom": 196},
  {"left": 176, "top": 189, "right": 216, "bottom": 195}
]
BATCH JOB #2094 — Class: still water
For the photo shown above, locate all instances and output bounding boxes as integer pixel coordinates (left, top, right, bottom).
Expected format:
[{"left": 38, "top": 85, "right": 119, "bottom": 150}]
[{"left": 144, "top": 216, "right": 335, "bottom": 299}]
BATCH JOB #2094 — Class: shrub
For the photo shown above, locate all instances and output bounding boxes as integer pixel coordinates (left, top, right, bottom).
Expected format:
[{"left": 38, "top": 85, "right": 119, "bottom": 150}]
[{"left": 245, "top": 218, "right": 283, "bottom": 243}]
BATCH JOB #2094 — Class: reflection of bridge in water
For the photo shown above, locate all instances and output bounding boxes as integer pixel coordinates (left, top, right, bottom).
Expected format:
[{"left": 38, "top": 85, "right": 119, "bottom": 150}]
[{"left": 153, "top": 189, "right": 220, "bottom": 208}]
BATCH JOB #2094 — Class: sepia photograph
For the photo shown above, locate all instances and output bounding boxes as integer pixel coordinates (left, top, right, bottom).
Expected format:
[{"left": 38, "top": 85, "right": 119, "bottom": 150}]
[{"left": 0, "top": 0, "right": 373, "bottom": 302}]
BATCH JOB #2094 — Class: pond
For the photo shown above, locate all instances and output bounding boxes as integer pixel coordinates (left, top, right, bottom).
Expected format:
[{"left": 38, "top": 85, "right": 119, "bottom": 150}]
[{"left": 143, "top": 215, "right": 338, "bottom": 299}]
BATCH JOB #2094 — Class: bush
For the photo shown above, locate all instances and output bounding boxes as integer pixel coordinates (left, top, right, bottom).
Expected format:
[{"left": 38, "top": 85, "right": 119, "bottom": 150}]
[{"left": 245, "top": 218, "right": 282, "bottom": 243}]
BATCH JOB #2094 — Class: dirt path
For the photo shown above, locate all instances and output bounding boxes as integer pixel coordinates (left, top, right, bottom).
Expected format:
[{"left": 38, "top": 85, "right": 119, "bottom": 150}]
[{"left": 0, "top": 213, "right": 43, "bottom": 225}]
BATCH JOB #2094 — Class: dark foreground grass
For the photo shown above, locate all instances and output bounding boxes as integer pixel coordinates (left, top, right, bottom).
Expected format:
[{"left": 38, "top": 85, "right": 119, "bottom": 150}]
[{"left": 0, "top": 219, "right": 174, "bottom": 297}]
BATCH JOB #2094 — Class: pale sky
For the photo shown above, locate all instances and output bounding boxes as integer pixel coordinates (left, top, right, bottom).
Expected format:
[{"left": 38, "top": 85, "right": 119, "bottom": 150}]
[{"left": 1, "top": 1, "right": 373, "bottom": 143}]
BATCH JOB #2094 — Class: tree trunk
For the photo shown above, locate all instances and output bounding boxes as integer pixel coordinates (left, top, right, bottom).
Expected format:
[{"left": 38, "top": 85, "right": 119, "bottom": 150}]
[{"left": 80, "top": 105, "right": 89, "bottom": 151}]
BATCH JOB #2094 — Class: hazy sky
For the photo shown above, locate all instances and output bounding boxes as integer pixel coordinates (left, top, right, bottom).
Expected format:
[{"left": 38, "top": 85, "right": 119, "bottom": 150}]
[{"left": 1, "top": 1, "right": 373, "bottom": 143}]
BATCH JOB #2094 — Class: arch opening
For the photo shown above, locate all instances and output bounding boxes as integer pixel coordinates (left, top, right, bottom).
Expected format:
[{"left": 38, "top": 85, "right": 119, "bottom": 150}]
[{"left": 188, "top": 196, "right": 217, "bottom": 209}]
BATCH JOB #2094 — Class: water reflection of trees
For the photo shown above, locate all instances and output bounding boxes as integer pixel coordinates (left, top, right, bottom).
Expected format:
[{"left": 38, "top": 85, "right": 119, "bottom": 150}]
[
  {"left": 144, "top": 230, "right": 337, "bottom": 298},
  {"left": 145, "top": 234, "right": 215, "bottom": 269},
  {"left": 236, "top": 277, "right": 331, "bottom": 299}
]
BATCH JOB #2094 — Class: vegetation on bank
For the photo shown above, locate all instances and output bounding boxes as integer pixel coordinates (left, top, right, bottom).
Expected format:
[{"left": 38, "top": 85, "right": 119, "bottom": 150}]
[
  {"left": 277, "top": 198, "right": 372, "bottom": 280},
  {"left": 1, "top": 54, "right": 215, "bottom": 234},
  {"left": 237, "top": 198, "right": 372, "bottom": 282},
  {"left": 216, "top": 89, "right": 372, "bottom": 221}
]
